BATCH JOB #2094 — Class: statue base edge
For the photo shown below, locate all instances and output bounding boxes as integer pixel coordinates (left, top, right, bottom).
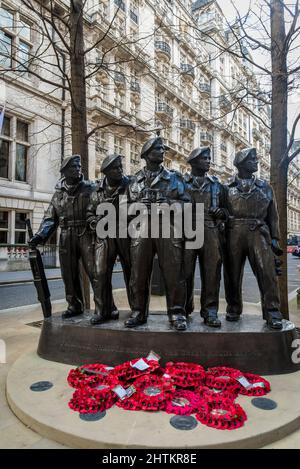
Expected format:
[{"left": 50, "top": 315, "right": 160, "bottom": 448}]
[{"left": 37, "top": 310, "right": 300, "bottom": 375}]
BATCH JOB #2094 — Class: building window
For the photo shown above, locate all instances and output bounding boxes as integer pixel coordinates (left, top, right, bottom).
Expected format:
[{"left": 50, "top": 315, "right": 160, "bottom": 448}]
[
  {"left": 95, "top": 131, "right": 108, "bottom": 156},
  {"left": 14, "top": 211, "right": 27, "bottom": 244},
  {"left": 15, "top": 120, "right": 29, "bottom": 181},
  {"left": 114, "top": 136, "right": 124, "bottom": 156},
  {"left": 130, "top": 0, "right": 139, "bottom": 24},
  {"left": 130, "top": 142, "right": 140, "bottom": 164},
  {"left": 0, "top": 210, "right": 8, "bottom": 243},
  {"left": 115, "top": 91, "right": 125, "bottom": 111},
  {"left": 0, "top": 115, "right": 30, "bottom": 182},
  {"left": 0, "top": 116, "right": 11, "bottom": 178},
  {"left": 0, "top": 6, "right": 32, "bottom": 72},
  {"left": 0, "top": 31, "right": 12, "bottom": 67}
]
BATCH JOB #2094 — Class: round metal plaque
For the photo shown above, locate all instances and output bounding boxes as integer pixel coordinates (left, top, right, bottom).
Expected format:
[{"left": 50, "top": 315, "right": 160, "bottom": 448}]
[
  {"left": 30, "top": 381, "right": 53, "bottom": 392},
  {"left": 79, "top": 411, "right": 106, "bottom": 422},
  {"left": 143, "top": 386, "right": 162, "bottom": 397},
  {"left": 170, "top": 415, "right": 198, "bottom": 431},
  {"left": 251, "top": 398, "right": 277, "bottom": 410}
]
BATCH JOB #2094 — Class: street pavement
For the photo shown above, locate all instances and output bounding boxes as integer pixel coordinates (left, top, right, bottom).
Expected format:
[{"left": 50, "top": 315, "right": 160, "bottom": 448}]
[{"left": 0, "top": 255, "right": 299, "bottom": 311}]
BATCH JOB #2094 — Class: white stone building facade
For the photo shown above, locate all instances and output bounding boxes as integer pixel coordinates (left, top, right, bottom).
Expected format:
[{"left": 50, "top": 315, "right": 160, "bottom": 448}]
[{"left": 0, "top": 0, "right": 299, "bottom": 270}]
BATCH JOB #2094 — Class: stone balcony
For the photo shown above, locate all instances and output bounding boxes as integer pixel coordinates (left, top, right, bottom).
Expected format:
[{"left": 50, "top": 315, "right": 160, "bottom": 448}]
[
  {"left": 155, "top": 101, "right": 174, "bottom": 120},
  {"left": 199, "top": 82, "right": 211, "bottom": 96},
  {"left": 180, "top": 63, "right": 195, "bottom": 81},
  {"left": 114, "top": 71, "right": 126, "bottom": 88},
  {"left": 155, "top": 41, "right": 171, "bottom": 61},
  {"left": 219, "top": 95, "right": 231, "bottom": 111},
  {"left": 200, "top": 132, "right": 213, "bottom": 144},
  {"left": 180, "top": 119, "right": 196, "bottom": 133},
  {"left": 252, "top": 127, "right": 262, "bottom": 141}
]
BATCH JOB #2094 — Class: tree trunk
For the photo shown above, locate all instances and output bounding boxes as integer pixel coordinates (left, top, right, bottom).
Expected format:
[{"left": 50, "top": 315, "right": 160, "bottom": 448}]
[
  {"left": 70, "top": 0, "right": 88, "bottom": 175},
  {"left": 70, "top": 0, "right": 90, "bottom": 308},
  {"left": 270, "top": 0, "right": 289, "bottom": 318}
]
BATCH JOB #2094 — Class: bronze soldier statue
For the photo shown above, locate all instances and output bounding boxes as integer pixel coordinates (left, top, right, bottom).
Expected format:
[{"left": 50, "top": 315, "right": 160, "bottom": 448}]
[
  {"left": 86, "top": 154, "right": 132, "bottom": 325},
  {"left": 125, "top": 136, "right": 189, "bottom": 331},
  {"left": 28, "top": 155, "right": 97, "bottom": 319},
  {"left": 224, "top": 147, "right": 283, "bottom": 329},
  {"left": 184, "top": 147, "right": 228, "bottom": 328}
]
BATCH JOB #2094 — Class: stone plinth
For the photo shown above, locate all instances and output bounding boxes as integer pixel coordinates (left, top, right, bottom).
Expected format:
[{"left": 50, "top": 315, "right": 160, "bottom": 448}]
[{"left": 37, "top": 311, "right": 300, "bottom": 375}]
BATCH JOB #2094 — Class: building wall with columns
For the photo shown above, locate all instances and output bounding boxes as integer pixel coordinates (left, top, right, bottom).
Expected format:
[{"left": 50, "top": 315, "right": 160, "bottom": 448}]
[{"left": 0, "top": 0, "right": 300, "bottom": 270}]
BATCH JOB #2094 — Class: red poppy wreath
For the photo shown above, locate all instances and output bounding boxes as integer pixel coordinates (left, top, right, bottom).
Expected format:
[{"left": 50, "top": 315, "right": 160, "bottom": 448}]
[
  {"left": 165, "top": 390, "right": 202, "bottom": 416},
  {"left": 69, "top": 382, "right": 118, "bottom": 414},
  {"left": 196, "top": 396, "right": 247, "bottom": 430},
  {"left": 165, "top": 362, "right": 206, "bottom": 388},
  {"left": 67, "top": 363, "right": 115, "bottom": 389},
  {"left": 117, "top": 374, "right": 175, "bottom": 412},
  {"left": 111, "top": 358, "right": 160, "bottom": 384}
]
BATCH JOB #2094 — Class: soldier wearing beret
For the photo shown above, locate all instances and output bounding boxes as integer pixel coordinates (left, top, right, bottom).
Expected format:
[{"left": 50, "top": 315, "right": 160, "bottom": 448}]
[
  {"left": 184, "top": 146, "right": 228, "bottom": 327},
  {"left": 29, "top": 155, "right": 97, "bottom": 319},
  {"left": 125, "top": 136, "right": 190, "bottom": 331},
  {"left": 86, "top": 154, "right": 132, "bottom": 324},
  {"left": 224, "top": 147, "right": 283, "bottom": 329}
]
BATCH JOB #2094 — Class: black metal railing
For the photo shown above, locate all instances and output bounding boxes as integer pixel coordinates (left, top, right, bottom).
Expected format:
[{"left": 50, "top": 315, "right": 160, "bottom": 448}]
[
  {"left": 155, "top": 102, "right": 174, "bottom": 118},
  {"left": 199, "top": 83, "right": 210, "bottom": 94},
  {"left": 130, "top": 10, "right": 138, "bottom": 23},
  {"left": 114, "top": 0, "right": 125, "bottom": 12},
  {"left": 180, "top": 119, "right": 196, "bottom": 131},
  {"left": 114, "top": 71, "right": 126, "bottom": 84},
  {"left": 130, "top": 81, "right": 140, "bottom": 93},
  {"left": 155, "top": 41, "right": 171, "bottom": 58},
  {"left": 180, "top": 63, "right": 195, "bottom": 78},
  {"left": 200, "top": 132, "right": 213, "bottom": 143}
]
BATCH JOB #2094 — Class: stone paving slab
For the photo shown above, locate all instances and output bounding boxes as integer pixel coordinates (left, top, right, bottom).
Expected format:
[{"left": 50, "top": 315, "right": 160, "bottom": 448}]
[
  {"left": 1, "top": 291, "right": 300, "bottom": 449},
  {"left": 6, "top": 350, "right": 300, "bottom": 449}
]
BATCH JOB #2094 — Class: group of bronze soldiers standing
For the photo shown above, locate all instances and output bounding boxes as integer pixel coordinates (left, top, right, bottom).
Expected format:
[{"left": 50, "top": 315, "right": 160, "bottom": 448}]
[{"left": 29, "top": 136, "right": 284, "bottom": 331}]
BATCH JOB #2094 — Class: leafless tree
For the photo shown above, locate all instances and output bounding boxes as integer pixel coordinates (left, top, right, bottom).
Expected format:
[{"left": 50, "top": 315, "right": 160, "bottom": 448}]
[{"left": 176, "top": 0, "right": 300, "bottom": 318}]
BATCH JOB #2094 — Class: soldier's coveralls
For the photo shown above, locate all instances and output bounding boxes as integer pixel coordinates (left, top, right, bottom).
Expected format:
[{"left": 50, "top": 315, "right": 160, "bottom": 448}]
[
  {"left": 36, "top": 176, "right": 96, "bottom": 314},
  {"left": 86, "top": 176, "right": 132, "bottom": 317},
  {"left": 224, "top": 176, "right": 281, "bottom": 319},
  {"left": 128, "top": 166, "right": 189, "bottom": 319},
  {"left": 184, "top": 174, "right": 227, "bottom": 318}
]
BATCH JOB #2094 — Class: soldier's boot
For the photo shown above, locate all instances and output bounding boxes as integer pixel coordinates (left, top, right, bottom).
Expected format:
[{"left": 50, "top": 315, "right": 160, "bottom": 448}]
[
  {"left": 203, "top": 311, "right": 221, "bottom": 328},
  {"left": 62, "top": 303, "right": 83, "bottom": 319},
  {"left": 225, "top": 312, "right": 241, "bottom": 322},
  {"left": 124, "top": 310, "right": 147, "bottom": 328},
  {"left": 168, "top": 312, "right": 187, "bottom": 331},
  {"left": 266, "top": 310, "right": 283, "bottom": 330},
  {"left": 110, "top": 302, "right": 119, "bottom": 320},
  {"left": 90, "top": 312, "right": 109, "bottom": 325}
]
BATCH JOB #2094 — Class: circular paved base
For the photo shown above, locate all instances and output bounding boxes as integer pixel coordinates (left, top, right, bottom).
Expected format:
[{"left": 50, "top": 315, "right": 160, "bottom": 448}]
[
  {"left": 6, "top": 351, "right": 300, "bottom": 449},
  {"left": 37, "top": 311, "right": 300, "bottom": 374}
]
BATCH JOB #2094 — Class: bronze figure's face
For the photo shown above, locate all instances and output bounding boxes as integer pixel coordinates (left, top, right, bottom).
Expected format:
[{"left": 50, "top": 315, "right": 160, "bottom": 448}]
[
  {"left": 146, "top": 141, "right": 165, "bottom": 164},
  {"left": 240, "top": 151, "right": 259, "bottom": 174},
  {"left": 191, "top": 149, "right": 211, "bottom": 173},
  {"left": 104, "top": 157, "right": 123, "bottom": 184},
  {"left": 63, "top": 160, "right": 82, "bottom": 182}
]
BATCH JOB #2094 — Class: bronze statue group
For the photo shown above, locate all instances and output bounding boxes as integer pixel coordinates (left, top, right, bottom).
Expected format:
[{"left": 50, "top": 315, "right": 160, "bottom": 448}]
[{"left": 29, "top": 137, "right": 284, "bottom": 332}]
